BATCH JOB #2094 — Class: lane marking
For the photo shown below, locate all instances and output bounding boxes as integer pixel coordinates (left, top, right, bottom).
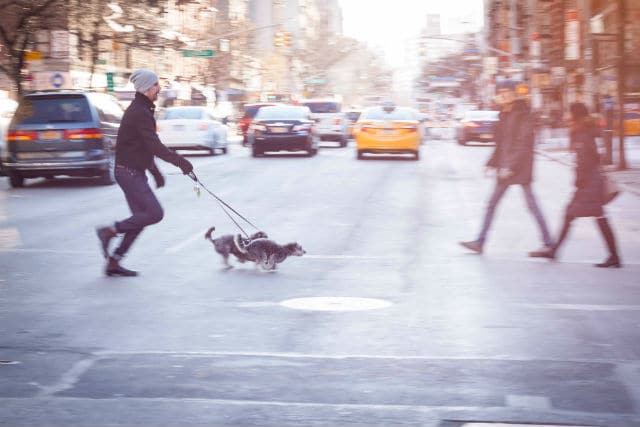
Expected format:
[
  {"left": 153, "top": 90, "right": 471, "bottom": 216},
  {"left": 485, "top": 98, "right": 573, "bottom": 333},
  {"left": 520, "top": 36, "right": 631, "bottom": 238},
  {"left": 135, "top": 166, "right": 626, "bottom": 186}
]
[
  {"left": 165, "top": 230, "right": 207, "bottom": 254},
  {"left": 505, "top": 394, "right": 551, "bottom": 410},
  {"left": 92, "top": 350, "right": 640, "bottom": 364},
  {"left": 280, "top": 296, "right": 392, "bottom": 312}
]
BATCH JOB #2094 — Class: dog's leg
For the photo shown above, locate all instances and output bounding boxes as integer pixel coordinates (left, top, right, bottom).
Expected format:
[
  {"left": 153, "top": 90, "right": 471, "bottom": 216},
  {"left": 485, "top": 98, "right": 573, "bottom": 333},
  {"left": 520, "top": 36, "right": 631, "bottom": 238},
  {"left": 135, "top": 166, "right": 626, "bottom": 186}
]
[{"left": 222, "top": 255, "right": 232, "bottom": 269}]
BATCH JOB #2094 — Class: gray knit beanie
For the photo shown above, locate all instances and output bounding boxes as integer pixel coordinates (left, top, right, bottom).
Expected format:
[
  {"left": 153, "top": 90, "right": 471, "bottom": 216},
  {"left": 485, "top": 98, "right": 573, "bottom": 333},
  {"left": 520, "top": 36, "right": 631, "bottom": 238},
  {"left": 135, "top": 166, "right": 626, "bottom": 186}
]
[{"left": 130, "top": 69, "right": 158, "bottom": 93}]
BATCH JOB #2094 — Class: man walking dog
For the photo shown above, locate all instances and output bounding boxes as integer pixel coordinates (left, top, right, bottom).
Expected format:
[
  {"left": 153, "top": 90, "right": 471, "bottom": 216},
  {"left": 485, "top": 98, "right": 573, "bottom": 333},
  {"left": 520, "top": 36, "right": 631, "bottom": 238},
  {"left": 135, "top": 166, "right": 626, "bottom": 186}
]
[
  {"left": 96, "top": 69, "right": 193, "bottom": 277},
  {"left": 459, "top": 80, "right": 553, "bottom": 255}
]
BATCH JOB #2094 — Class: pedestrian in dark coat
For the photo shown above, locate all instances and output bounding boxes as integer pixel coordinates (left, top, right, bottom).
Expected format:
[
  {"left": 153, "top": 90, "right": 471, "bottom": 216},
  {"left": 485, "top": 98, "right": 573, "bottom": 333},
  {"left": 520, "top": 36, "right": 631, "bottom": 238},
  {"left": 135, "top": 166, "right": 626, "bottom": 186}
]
[
  {"left": 459, "top": 81, "right": 553, "bottom": 255},
  {"left": 530, "top": 102, "right": 621, "bottom": 267},
  {"left": 95, "top": 69, "right": 194, "bottom": 277}
]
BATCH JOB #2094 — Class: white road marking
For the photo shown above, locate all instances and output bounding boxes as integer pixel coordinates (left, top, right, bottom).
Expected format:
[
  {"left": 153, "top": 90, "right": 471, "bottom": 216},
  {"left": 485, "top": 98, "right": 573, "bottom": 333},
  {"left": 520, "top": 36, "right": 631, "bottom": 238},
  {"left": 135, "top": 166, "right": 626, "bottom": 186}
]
[
  {"left": 280, "top": 296, "right": 392, "bottom": 311},
  {"left": 505, "top": 394, "right": 551, "bottom": 410},
  {"left": 165, "top": 230, "right": 207, "bottom": 254}
]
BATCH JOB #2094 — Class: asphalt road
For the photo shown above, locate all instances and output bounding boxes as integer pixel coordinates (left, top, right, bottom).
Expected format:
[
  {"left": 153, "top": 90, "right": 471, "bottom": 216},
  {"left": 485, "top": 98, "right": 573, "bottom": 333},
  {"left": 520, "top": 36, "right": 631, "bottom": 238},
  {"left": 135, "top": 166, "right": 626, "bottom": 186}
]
[{"left": 1, "top": 138, "right": 639, "bottom": 427}]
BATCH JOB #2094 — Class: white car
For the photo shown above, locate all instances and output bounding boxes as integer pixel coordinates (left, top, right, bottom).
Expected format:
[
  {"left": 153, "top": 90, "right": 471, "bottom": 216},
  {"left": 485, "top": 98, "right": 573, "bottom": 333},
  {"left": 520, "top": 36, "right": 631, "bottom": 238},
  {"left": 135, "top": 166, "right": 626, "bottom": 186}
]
[
  {"left": 0, "top": 98, "right": 18, "bottom": 176},
  {"left": 299, "top": 99, "right": 349, "bottom": 147},
  {"left": 156, "top": 106, "right": 228, "bottom": 155}
]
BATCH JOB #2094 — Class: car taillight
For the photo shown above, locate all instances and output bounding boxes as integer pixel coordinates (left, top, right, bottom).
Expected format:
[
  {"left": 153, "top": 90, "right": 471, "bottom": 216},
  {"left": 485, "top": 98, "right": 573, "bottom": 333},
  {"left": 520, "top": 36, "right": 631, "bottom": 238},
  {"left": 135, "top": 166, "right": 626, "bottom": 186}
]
[
  {"left": 198, "top": 123, "right": 209, "bottom": 131},
  {"left": 334, "top": 118, "right": 342, "bottom": 125},
  {"left": 63, "top": 128, "right": 103, "bottom": 139},
  {"left": 360, "top": 125, "right": 373, "bottom": 133},
  {"left": 7, "top": 130, "right": 38, "bottom": 141},
  {"left": 401, "top": 125, "right": 418, "bottom": 132},
  {"left": 464, "top": 122, "right": 479, "bottom": 128}
]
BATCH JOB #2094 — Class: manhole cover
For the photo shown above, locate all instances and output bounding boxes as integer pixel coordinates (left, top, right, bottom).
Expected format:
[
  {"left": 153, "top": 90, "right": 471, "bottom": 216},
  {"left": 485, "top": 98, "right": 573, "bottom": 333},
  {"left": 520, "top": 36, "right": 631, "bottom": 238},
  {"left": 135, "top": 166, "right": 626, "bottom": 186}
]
[{"left": 280, "top": 297, "right": 391, "bottom": 312}]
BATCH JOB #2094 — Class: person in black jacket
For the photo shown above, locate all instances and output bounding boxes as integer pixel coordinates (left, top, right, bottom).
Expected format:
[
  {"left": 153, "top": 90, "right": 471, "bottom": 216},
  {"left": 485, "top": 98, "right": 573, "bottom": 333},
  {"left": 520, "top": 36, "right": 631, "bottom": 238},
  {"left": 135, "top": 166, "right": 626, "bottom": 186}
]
[
  {"left": 459, "top": 81, "right": 553, "bottom": 255},
  {"left": 96, "top": 69, "right": 193, "bottom": 277},
  {"left": 529, "top": 102, "right": 621, "bottom": 267}
]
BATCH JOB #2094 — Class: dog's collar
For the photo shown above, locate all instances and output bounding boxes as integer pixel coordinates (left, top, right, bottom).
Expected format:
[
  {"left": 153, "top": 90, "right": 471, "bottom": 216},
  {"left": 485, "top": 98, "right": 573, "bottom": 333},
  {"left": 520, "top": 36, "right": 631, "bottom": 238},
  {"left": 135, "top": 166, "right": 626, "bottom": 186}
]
[{"left": 233, "top": 234, "right": 248, "bottom": 254}]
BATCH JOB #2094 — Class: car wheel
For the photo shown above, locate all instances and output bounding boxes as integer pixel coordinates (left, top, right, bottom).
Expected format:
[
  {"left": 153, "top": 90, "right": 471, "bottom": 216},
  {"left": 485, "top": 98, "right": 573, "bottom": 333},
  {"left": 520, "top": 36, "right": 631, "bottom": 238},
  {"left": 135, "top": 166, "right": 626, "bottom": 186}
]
[
  {"left": 413, "top": 150, "right": 420, "bottom": 161},
  {"left": 457, "top": 139, "right": 466, "bottom": 146},
  {"left": 356, "top": 150, "right": 364, "bottom": 160},
  {"left": 339, "top": 137, "right": 347, "bottom": 148},
  {"left": 98, "top": 158, "right": 116, "bottom": 185},
  {"left": 252, "top": 147, "right": 262, "bottom": 157},
  {"left": 8, "top": 171, "right": 24, "bottom": 188},
  {"left": 221, "top": 146, "right": 228, "bottom": 154}
]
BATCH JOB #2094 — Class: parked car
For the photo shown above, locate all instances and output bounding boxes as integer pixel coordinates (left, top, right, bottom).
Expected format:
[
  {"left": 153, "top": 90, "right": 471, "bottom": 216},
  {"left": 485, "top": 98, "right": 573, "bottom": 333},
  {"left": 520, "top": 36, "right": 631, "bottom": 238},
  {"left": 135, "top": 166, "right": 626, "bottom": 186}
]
[
  {"left": 156, "top": 106, "right": 228, "bottom": 155},
  {"left": 4, "top": 91, "right": 123, "bottom": 188},
  {"left": 0, "top": 98, "right": 19, "bottom": 176},
  {"left": 299, "top": 98, "right": 349, "bottom": 147},
  {"left": 355, "top": 104, "right": 421, "bottom": 160},
  {"left": 237, "top": 102, "right": 277, "bottom": 146},
  {"left": 247, "top": 105, "right": 318, "bottom": 157},
  {"left": 456, "top": 110, "right": 500, "bottom": 145}
]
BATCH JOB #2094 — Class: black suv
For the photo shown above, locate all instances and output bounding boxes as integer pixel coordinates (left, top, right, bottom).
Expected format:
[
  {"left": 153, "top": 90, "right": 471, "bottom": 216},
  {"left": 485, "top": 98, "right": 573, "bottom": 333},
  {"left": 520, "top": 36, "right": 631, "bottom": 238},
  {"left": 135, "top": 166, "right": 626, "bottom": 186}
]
[{"left": 3, "top": 91, "right": 123, "bottom": 188}]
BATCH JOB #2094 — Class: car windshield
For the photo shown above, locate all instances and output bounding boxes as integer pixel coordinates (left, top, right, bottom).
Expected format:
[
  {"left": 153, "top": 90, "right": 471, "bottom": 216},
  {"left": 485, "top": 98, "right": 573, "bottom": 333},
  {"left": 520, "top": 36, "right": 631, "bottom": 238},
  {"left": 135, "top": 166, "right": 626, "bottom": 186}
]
[
  {"left": 301, "top": 102, "right": 340, "bottom": 113},
  {"left": 362, "top": 107, "right": 416, "bottom": 121},
  {"left": 346, "top": 111, "right": 361, "bottom": 121},
  {"left": 255, "top": 106, "right": 309, "bottom": 120},
  {"left": 464, "top": 111, "right": 500, "bottom": 121},
  {"left": 244, "top": 105, "right": 271, "bottom": 118},
  {"left": 160, "top": 108, "right": 204, "bottom": 120},
  {"left": 12, "top": 95, "right": 92, "bottom": 125}
]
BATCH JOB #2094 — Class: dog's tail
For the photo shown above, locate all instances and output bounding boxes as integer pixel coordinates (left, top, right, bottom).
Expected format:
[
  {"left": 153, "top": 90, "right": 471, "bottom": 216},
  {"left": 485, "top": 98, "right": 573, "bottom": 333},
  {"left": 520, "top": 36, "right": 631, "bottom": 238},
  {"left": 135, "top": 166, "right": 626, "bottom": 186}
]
[{"left": 204, "top": 226, "right": 215, "bottom": 242}]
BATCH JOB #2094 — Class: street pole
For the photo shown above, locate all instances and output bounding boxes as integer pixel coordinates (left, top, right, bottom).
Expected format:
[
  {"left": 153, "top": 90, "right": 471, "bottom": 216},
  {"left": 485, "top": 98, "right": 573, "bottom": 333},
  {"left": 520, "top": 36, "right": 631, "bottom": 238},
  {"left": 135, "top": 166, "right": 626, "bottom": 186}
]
[{"left": 617, "top": 0, "right": 627, "bottom": 170}]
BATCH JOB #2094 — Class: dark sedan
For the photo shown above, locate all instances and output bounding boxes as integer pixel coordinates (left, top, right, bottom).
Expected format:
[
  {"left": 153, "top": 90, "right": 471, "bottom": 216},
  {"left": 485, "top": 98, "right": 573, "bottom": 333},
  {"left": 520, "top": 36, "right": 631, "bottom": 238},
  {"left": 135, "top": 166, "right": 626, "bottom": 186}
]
[
  {"left": 456, "top": 110, "right": 500, "bottom": 146},
  {"left": 248, "top": 105, "right": 318, "bottom": 157}
]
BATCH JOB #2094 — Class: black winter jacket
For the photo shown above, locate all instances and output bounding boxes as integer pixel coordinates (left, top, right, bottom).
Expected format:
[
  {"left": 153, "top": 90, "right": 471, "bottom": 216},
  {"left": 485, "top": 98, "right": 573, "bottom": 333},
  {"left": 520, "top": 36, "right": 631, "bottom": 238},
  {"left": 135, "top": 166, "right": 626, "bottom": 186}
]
[
  {"left": 486, "top": 99, "right": 535, "bottom": 185},
  {"left": 115, "top": 92, "right": 183, "bottom": 172},
  {"left": 566, "top": 122, "right": 604, "bottom": 218}
]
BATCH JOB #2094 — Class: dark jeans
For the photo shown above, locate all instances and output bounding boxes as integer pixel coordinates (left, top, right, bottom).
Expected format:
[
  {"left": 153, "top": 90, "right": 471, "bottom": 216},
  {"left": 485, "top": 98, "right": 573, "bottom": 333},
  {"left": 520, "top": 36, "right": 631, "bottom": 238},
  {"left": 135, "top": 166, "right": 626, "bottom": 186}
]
[
  {"left": 113, "top": 165, "right": 164, "bottom": 259},
  {"left": 477, "top": 180, "right": 553, "bottom": 247}
]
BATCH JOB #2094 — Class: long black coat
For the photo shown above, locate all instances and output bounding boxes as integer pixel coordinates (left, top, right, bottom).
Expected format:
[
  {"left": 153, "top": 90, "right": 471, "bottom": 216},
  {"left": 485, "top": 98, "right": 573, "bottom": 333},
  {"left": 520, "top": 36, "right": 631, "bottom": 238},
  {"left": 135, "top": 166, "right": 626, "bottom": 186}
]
[
  {"left": 566, "top": 123, "right": 604, "bottom": 218},
  {"left": 486, "top": 99, "right": 535, "bottom": 185}
]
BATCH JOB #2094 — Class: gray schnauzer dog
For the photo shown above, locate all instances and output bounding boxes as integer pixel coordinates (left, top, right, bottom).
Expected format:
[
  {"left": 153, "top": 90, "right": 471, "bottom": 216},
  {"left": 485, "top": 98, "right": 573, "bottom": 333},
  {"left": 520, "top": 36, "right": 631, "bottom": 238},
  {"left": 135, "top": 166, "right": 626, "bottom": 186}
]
[
  {"left": 244, "top": 239, "right": 306, "bottom": 271},
  {"left": 205, "top": 226, "right": 268, "bottom": 268}
]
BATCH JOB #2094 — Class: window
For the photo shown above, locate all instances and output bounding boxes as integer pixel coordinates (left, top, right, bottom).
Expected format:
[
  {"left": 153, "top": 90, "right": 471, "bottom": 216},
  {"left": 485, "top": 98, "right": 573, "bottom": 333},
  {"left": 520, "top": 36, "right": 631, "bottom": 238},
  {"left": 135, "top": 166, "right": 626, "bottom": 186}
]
[
  {"left": 12, "top": 95, "right": 92, "bottom": 125},
  {"left": 301, "top": 102, "right": 340, "bottom": 113}
]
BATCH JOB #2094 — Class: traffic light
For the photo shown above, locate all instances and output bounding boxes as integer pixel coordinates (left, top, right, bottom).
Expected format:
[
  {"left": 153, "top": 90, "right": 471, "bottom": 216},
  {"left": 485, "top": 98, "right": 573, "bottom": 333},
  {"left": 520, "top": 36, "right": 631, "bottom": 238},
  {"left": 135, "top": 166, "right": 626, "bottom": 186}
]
[
  {"left": 274, "top": 31, "right": 284, "bottom": 47},
  {"left": 283, "top": 31, "right": 291, "bottom": 47}
]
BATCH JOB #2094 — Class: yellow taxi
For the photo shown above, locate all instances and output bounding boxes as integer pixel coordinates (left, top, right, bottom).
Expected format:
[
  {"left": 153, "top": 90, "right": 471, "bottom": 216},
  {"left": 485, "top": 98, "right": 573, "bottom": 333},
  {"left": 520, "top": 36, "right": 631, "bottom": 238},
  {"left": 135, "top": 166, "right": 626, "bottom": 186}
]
[
  {"left": 355, "top": 105, "right": 421, "bottom": 160},
  {"left": 613, "top": 110, "right": 640, "bottom": 136}
]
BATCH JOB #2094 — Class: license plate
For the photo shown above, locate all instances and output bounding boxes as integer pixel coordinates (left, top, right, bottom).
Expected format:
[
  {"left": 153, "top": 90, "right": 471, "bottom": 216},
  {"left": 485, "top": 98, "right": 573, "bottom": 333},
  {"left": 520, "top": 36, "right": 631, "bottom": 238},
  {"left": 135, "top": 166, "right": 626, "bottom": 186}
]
[
  {"left": 383, "top": 129, "right": 396, "bottom": 136},
  {"left": 270, "top": 127, "right": 288, "bottom": 133},
  {"left": 481, "top": 133, "right": 493, "bottom": 139},
  {"left": 40, "top": 131, "right": 61, "bottom": 140}
]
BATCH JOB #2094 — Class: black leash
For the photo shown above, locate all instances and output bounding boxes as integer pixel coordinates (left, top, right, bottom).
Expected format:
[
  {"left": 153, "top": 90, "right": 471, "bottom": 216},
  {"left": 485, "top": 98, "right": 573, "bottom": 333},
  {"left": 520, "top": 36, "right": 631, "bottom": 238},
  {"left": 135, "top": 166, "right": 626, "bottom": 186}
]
[{"left": 187, "top": 171, "right": 260, "bottom": 238}]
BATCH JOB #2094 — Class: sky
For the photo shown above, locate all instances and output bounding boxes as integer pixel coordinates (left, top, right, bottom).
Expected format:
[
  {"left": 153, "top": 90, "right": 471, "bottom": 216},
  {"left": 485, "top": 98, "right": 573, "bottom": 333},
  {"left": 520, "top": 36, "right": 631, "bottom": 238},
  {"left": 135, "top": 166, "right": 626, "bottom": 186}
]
[{"left": 339, "top": 0, "right": 484, "bottom": 68}]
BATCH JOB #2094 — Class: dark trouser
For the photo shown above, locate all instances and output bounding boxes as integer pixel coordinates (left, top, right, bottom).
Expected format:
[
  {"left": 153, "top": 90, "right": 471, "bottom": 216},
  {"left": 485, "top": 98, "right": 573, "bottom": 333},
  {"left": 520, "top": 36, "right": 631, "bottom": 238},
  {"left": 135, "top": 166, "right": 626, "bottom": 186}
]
[
  {"left": 478, "top": 180, "right": 553, "bottom": 247},
  {"left": 112, "top": 165, "right": 164, "bottom": 259}
]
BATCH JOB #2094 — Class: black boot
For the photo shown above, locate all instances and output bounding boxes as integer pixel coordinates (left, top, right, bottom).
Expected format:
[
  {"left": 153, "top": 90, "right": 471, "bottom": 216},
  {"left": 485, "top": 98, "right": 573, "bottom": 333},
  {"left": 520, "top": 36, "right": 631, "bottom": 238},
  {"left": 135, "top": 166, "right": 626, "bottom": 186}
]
[
  {"left": 105, "top": 257, "right": 138, "bottom": 277},
  {"left": 595, "top": 255, "right": 621, "bottom": 268},
  {"left": 96, "top": 226, "right": 117, "bottom": 259},
  {"left": 596, "top": 218, "right": 621, "bottom": 268}
]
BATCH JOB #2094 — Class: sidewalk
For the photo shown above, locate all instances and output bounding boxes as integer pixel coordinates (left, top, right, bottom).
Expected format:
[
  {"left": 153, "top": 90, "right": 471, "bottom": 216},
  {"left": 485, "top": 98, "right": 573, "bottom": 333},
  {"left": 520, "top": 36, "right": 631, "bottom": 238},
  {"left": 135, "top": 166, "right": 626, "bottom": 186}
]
[{"left": 535, "top": 127, "right": 640, "bottom": 198}]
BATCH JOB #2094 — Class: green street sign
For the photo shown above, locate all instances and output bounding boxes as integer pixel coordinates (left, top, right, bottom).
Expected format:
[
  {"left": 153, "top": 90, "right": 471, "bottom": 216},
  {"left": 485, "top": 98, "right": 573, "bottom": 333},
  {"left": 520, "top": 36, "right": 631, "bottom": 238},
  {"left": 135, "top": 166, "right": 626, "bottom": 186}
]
[
  {"left": 106, "top": 72, "right": 114, "bottom": 92},
  {"left": 182, "top": 50, "right": 215, "bottom": 58}
]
